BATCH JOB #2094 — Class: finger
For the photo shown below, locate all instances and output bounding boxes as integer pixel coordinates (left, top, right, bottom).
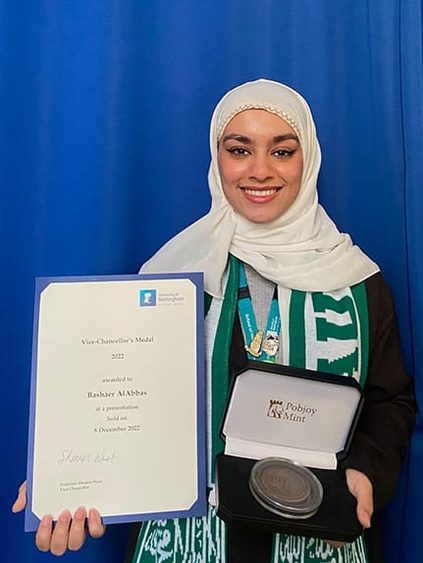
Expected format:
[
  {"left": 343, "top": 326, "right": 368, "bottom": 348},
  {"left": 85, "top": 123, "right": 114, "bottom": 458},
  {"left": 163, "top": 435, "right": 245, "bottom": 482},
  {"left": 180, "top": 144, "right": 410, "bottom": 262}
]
[
  {"left": 87, "top": 509, "right": 106, "bottom": 539},
  {"left": 346, "top": 469, "right": 373, "bottom": 528},
  {"left": 357, "top": 508, "right": 371, "bottom": 529},
  {"left": 35, "top": 515, "right": 53, "bottom": 552},
  {"left": 50, "top": 510, "right": 72, "bottom": 556},
  {"left": 356, "top": 498, "right": 372, "bottom": 529},
  {"left": 12, "top": 482, "right": 27, "bottom": 513},
  {"left": 68, "top": 506, "right": 87, "bottom": 551}
]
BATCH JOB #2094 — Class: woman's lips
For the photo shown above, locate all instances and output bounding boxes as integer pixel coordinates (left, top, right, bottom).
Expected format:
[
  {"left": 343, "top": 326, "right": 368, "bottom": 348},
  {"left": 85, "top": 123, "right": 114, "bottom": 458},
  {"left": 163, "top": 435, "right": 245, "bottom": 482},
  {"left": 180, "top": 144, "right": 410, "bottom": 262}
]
[{"left": 240, "top": 186, "right": 283, "bottom": 203}]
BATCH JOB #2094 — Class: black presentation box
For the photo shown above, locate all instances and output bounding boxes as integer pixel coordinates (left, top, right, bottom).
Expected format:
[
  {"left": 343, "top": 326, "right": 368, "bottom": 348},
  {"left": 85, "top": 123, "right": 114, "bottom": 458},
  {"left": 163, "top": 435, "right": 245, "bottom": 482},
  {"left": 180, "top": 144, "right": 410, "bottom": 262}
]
[{"left": 215, "top": 361, "right": 364, "bottom": 542}]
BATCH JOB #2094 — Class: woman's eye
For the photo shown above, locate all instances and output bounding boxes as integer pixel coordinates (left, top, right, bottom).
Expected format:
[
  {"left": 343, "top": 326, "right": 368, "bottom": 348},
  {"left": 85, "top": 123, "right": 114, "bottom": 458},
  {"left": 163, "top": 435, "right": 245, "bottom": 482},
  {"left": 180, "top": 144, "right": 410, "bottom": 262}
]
[
  {"left": 273, "top": 148, "right": 295, "bottom": 158},
  {"left": 227, "top": 147, "right": 250, "bottom": 156}
]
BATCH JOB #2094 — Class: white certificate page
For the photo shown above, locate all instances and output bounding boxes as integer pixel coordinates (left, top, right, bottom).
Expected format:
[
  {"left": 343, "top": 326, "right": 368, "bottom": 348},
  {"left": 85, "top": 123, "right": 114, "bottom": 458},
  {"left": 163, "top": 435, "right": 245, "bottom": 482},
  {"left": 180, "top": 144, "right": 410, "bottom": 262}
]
[{"left": 25, "top": 274, "right": 205, "bottom": 531}]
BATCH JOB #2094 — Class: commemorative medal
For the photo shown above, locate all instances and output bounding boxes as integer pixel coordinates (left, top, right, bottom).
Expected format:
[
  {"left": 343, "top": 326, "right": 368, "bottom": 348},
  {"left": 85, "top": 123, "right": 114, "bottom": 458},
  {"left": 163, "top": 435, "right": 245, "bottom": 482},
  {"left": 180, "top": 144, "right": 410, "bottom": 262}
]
[
  {"left": 249, "top": 457, "right": 323, "bottom": 519},
  {"left": 261, "top": 331, "right": 280, "bottom": 357},
  {"left": 245, "top": 330, "right": 264, "bottom": 358}
]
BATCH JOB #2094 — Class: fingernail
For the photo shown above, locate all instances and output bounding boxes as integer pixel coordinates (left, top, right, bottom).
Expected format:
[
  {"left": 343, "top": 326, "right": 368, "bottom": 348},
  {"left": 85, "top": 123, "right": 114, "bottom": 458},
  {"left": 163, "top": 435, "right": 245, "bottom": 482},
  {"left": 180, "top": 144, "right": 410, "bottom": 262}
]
[
  {"left": 41, "top": 516, "right": 52, "bottom": 528},
  {"left": 74, "top": 506, "right": 86, "bottom": 520},
  {"left": 88, "top": 509, "right": 100, "bottom": 524},
  {"left": 59, "top": 510, "right": 71, "bottom": 524}
]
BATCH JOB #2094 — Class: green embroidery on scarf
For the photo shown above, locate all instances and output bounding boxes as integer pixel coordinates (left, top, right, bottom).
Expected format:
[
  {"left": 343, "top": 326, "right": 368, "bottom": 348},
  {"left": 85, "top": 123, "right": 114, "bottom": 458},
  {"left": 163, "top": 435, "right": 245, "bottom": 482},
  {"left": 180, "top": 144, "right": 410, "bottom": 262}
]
[
  {"left": 271, "top": 534, "right": 369, "bottom": 563},
  {"left": 318, "top": 348, "right": 359, "bottom": 376},
  {"left": 312, "top": 292, "right": 359, "bottom": 376},
  {"left": 210, "top": 255, "right": 239, "bottom": 468},
  {"left": 351, "top": 282, "right": 369, "bottom": 387},
  {"left": 288, "top": 290, "right": 306, "bottom": 368},
  {"left": 132, "top": 507, "right": 225, "bottom": 563},
  {"left": 312, "top": 293, "right": 359, "bottom": 340}
]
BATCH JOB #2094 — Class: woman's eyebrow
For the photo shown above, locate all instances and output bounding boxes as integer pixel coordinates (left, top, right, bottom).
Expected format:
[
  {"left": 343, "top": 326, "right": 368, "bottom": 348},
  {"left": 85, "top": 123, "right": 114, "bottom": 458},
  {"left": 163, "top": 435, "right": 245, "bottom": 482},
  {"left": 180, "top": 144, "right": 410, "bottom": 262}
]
[
  {"left": 272, "top": 134, "right": 299, "bottom": 143},
  {"left": 221, "top": 134, "right": 252, "bottom": 143}
]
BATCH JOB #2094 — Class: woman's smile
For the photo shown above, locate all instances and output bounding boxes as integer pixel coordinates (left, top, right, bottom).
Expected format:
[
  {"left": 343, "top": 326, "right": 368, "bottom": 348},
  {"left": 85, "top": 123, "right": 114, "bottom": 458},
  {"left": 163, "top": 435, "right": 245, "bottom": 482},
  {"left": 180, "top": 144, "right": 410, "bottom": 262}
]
[{"left": 240, "top": 185, "right": 284, "bottom": 203}]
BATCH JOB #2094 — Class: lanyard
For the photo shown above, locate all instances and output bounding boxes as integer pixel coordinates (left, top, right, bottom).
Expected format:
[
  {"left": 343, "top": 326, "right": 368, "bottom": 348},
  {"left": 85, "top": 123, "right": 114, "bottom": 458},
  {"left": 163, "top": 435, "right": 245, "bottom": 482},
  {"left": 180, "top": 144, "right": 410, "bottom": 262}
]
[{"left": 237, "top": 263, "right": 281, "bottom": 363}]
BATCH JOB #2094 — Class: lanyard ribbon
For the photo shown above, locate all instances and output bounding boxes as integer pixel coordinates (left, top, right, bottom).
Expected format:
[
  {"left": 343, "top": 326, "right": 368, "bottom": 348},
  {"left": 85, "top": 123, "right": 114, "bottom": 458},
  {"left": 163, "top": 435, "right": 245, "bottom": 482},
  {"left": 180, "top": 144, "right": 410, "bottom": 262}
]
[{"left": 237, "top": 263, "right": 280, "bottom": 363}]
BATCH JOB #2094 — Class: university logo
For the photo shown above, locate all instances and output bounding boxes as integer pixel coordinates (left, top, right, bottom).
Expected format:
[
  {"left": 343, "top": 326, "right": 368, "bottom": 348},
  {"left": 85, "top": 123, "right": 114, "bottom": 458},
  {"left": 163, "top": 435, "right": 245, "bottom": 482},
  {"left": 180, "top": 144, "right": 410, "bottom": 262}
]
[
  {"left": 267, "top": 399, "right": 284, "bottom": 418},
  {"left": 139, "top": 289, "right": 156, "bottom": 307}
]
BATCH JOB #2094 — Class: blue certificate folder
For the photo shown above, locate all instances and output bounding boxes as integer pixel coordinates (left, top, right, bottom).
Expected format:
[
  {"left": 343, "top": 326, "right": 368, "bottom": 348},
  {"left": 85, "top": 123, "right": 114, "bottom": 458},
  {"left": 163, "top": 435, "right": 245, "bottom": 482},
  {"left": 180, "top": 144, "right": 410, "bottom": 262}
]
[{"left": 25, "top": 273, "right": 206, "bottom": 532}]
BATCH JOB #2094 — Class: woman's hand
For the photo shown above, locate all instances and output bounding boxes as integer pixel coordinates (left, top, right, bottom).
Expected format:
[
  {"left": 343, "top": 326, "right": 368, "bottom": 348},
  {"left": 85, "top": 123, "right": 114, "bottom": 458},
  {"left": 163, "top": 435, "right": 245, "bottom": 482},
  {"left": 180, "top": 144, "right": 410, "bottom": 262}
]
[
  {"left": 325, "top": 468, "right": 373, "bottom": 549},
  {"left": 345, "top": 468, "right": 373, "bottom": 529},
  {"left": 11, "top": 481, "right": 27, "bottom": 514},
  {"left": 12, "top": 481, "right": 106, "bottom": 556}
]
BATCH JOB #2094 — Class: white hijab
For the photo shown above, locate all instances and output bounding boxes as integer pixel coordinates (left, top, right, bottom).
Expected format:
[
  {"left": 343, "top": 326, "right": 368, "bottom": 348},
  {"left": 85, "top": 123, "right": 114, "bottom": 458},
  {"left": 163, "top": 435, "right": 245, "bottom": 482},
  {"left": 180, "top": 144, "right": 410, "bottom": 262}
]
[{"left": 142, "top": 79, "right": 379, "bottom": 297}]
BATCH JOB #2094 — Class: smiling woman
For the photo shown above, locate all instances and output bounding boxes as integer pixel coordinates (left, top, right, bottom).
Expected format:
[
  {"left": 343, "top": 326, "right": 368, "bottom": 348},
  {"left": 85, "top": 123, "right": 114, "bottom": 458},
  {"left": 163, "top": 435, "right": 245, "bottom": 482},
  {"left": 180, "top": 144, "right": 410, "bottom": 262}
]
[
  {"left": 138, "top": 79, "right": 416, "bottom": 563},
  {"left": 13, "top": 79, "right": 415, "bottom": 563}
]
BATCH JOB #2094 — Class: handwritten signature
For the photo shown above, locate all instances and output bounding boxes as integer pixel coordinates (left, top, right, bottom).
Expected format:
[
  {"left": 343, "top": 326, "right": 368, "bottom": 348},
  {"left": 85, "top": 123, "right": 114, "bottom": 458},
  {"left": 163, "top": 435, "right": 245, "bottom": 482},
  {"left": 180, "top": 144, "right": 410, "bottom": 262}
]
[{"left": 57, "top": 449, "right": 118, "bottom": 465}]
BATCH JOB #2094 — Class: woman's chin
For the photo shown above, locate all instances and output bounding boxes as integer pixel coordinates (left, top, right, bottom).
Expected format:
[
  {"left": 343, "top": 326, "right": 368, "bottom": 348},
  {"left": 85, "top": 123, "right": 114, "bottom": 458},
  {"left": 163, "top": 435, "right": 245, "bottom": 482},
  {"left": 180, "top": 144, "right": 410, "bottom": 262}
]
[{"left": 236, "top": 210, "right": 280, "bottom": 224}]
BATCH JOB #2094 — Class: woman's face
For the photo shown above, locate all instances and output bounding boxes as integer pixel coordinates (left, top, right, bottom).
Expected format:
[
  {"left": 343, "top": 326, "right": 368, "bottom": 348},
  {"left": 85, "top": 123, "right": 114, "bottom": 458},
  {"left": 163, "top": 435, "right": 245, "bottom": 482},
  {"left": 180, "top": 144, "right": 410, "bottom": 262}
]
[{"left": 217, "top": 109, "right": 303, "bottom": 224}]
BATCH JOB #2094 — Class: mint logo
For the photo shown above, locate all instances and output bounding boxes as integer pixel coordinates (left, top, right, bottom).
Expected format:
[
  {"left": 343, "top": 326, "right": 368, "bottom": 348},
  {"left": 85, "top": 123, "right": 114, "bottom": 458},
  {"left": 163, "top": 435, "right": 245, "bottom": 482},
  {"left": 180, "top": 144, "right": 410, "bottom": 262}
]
[{"left": 267, "top": 399, "right": 284, "bottom": 418}]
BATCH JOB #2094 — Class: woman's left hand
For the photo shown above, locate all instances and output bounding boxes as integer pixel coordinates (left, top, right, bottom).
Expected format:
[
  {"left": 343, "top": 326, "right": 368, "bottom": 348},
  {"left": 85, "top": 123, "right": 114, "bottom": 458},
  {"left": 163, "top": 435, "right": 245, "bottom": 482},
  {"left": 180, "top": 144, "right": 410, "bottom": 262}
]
[{"left": 345, "top": 468, "right": 373, "bottom": 529}]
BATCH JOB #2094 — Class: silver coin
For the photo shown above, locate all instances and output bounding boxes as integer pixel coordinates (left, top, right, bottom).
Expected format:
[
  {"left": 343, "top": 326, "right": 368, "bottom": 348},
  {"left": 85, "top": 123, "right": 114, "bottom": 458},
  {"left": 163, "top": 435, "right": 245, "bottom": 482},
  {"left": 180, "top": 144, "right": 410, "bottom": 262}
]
[
  {"left": 249, "top": 457, "right": 323, "bottom": 519},
  {"left": 254, "top": 463, "right": 311, "bottom": 503}
]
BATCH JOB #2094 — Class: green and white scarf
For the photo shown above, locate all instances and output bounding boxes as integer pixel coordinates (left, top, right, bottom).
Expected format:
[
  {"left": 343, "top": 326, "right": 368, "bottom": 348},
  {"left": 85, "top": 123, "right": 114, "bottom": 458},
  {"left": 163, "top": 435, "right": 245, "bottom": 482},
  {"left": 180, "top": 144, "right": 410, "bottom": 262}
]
[{"left": 132, "top": 256, "right": 370, "bottom": 563}]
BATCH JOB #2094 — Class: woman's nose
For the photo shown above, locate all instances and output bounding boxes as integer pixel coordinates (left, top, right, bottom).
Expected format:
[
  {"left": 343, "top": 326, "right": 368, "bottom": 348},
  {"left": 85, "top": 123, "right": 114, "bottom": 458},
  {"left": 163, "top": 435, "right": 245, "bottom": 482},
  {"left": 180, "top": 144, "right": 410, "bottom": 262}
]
[{"left": 248, "top": 154, "right": 274, "bottom": 182}]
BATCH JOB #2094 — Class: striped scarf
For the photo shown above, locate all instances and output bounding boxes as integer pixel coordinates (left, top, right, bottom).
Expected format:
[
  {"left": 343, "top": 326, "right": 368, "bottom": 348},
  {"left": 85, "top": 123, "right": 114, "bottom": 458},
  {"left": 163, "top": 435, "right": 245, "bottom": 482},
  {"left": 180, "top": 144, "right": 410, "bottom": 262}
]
[{"left": 132, "top": 256, "right": 370, "bottom": 563}]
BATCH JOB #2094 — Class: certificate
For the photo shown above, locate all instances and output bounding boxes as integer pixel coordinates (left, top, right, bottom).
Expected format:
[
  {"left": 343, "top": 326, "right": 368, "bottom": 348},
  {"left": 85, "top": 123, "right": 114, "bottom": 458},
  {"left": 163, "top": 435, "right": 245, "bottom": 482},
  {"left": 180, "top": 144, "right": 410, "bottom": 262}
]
[{"left": 25, "top": 273, "right": 206, "bottom": 531}]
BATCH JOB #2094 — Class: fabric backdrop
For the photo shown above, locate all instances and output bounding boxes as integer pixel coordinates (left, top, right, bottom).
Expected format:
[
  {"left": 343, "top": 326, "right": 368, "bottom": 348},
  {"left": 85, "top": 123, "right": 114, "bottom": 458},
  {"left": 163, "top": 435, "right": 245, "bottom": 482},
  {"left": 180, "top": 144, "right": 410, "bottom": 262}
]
[{"left": 0, "top": 1, "right": 422, "bottom": 561}]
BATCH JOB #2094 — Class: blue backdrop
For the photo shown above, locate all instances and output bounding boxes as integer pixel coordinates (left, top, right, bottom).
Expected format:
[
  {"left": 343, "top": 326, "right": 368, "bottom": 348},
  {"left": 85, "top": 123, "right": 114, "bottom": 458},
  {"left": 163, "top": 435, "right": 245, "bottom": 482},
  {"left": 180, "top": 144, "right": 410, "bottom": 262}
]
[{"left": 1, "top": 1, "right": 422, "bottom": 561}]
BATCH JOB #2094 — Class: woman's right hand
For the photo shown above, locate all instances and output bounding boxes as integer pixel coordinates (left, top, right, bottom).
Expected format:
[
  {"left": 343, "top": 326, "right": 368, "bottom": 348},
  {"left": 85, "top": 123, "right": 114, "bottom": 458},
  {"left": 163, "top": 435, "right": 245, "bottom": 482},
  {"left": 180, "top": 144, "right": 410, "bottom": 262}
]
[{"left": 12, "top": 481, "right": 106, "bottom": 556}]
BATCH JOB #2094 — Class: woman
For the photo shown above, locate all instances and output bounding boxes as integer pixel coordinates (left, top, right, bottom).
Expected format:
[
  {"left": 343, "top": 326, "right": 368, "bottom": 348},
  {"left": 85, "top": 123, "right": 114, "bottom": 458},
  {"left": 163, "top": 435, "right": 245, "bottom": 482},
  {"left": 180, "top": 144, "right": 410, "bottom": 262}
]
[{"left": 14, "top": 79, "right": 415, "bottom": 563}]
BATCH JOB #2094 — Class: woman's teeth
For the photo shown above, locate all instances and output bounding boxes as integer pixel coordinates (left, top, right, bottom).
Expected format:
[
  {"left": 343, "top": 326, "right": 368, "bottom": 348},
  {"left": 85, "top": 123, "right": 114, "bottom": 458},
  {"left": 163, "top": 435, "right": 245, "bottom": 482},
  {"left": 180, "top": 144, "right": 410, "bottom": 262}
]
[{"left": 243, "top": 188, "right": 278, "bottom": 196}]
